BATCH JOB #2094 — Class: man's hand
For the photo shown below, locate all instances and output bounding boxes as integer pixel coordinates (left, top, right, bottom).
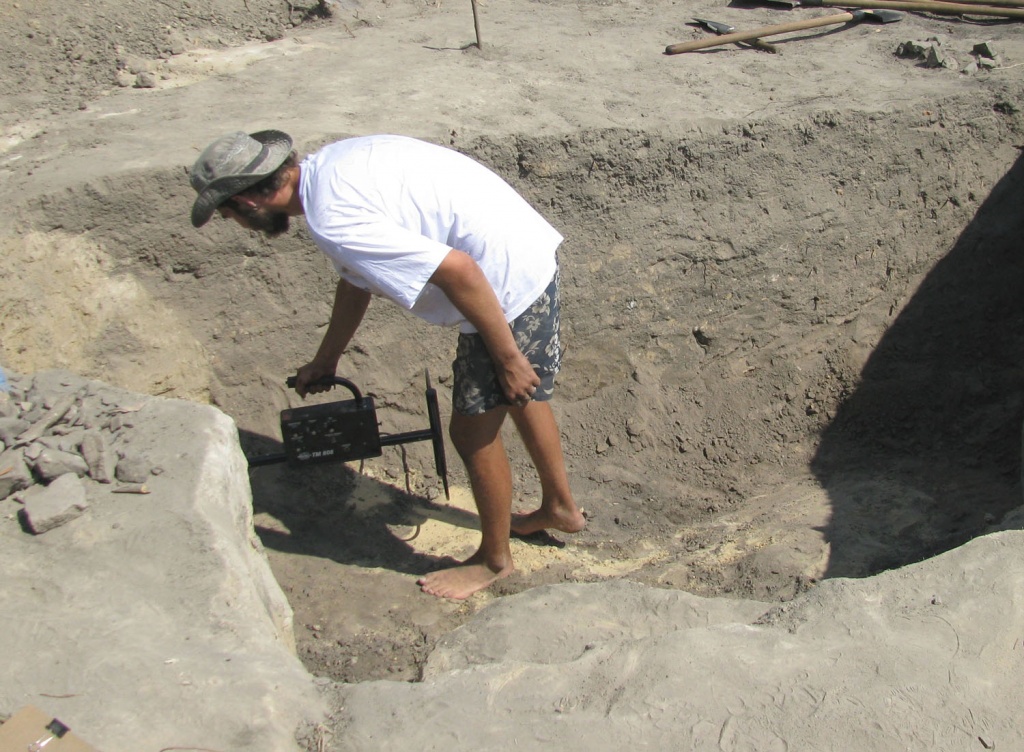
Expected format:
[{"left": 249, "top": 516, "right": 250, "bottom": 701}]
[
  {"left": 497, "top": 350, "right": 541, "bottom": 406},
  {"left": 292, "top": 360, "right": 338, "bottom": 398},
  {"left": 429, "top": 250, "right": 539, "bottom": 406}
]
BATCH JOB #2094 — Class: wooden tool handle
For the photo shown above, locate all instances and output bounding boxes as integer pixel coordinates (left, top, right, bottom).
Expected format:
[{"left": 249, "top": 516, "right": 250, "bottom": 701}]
[
  {"left": 818, "top": 0, "right": 1024, "bottom": 17},
  {"left": 665, "top": 12, "right": 854, "bottom": 54}
]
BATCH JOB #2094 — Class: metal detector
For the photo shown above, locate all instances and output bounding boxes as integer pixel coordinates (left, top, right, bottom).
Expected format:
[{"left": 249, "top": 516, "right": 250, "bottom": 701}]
[{"left": 247, "top": 371, "right": 450, "bottom": 500}]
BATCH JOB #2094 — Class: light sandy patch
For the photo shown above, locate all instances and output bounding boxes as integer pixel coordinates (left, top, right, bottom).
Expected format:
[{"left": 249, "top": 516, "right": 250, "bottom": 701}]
[
  {"left": 0, "top": 231, "right": 212, "bottom": 400},
  {"left": 159, "top": 36, "right": 327, "bottom": 90}
]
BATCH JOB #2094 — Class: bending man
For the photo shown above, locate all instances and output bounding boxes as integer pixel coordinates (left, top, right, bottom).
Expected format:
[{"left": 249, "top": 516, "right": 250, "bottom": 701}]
[{"left": 189, "top": 130, "right": 585, "bottom": 599}]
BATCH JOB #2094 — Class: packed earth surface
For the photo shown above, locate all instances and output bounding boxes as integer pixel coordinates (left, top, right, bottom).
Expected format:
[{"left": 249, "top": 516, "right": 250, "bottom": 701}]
[{"left": 1, "top": 0, "right": 1023, "bottom": 749}]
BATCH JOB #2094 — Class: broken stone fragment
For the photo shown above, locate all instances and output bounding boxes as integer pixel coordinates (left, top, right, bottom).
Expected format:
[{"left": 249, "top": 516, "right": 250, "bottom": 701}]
[
  {"left": 972, "top": 41, "right": 997, "bottom": 59},
  {"left": 22, "top": 442, "right": 43, "bottom": 461},
  {"left": 925, "top": 46, "right": 945, "bottom": 68},
  {"left": 896, "top": 40, "right": 934, "bottom": 59},
  {"left": 31, "top": 447, "right": 90, "bottom": 482},
  {"left": 0, "top": 417, "right": 30, "bottom": 445},
  {"left": 0, "top": 448, "right": 33, "bottom": 500},
  {"left": 21, "top": 473, "right": 89, "bottom": 534},
  {"left": 14, "top": 393, "right": 76, "bottom": 446},
  {"left": 80, "top": 431, "right": 115, "bottom": 483},
  {"left": 115, "top": 454, "right": 153, "bottom": 484},
  {"left": 38, "top": 431, "right": 86, "bottom": 455}
]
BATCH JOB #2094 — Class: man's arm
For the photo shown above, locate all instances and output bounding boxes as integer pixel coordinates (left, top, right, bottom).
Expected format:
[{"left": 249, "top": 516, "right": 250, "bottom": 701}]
[
  {"left": 429, "top": 249, "right": 539, "bottom": 403},
  {"left": 293, "top": 277, "right": 372, "bottom": 397}
]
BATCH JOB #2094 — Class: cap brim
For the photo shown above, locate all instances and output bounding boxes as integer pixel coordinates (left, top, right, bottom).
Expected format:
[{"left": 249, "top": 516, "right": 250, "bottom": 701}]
[{"left": 190, "top": 130, "right": 293, "bottom": 228}]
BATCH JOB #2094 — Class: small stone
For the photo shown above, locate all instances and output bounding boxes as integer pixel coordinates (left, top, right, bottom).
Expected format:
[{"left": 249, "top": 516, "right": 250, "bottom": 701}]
[
  {"left": 135, "top": 71, "right": 158, "bottom": 88},
  {"left": 80, "top": 431, "right": 115, "bottom": 483},
  {"left": 896, "top": 40, "right": 932, "bottom": 59},
  {"left": 925, "top": 46, "right": 946, "bottom": 69},
  {"left": 115, "top": 454, "right": 152, "bottom": 484},
  {"left": 972, "top": 41, "right": 997, "bottom": 59},
  {"left": 21, "top": 474, "right": 89, "bottom": 534},
  {"left": 31, "top": 447, "right": 90, "bottom": 482},
  {"left": 0, "top": 418, "right": 29, "bottom": 445},
  {"left": 0, "top": 449, "right": 33, "bottom": 500}
]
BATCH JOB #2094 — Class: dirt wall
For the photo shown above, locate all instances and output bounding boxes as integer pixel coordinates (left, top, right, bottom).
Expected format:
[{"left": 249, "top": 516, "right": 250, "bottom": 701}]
[{"left": 6, "top": 98, "right": 1022, "bottom": 608}]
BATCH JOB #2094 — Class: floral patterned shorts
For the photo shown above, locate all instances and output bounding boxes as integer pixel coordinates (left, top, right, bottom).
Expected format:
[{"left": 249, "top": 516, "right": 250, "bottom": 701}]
[{"left": 452, "top": 265, "right": 562, "bottom": 416}]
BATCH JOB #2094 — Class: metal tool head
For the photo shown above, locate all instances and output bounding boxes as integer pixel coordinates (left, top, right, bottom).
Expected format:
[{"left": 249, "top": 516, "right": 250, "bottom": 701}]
[
  {"left": 847, "top": 8, "right": 905, "bottom": 21},
  {"left": 692, "top": 18, "right": 737, "bottom": 34}
]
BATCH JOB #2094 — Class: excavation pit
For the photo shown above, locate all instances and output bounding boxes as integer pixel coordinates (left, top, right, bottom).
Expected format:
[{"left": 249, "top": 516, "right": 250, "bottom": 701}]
[
  {"left": 5, "top": 117, "right": 1023, "bottom": 683},
  {"left": 1, "top": 2, "right": 1023, "bottom": 747}
]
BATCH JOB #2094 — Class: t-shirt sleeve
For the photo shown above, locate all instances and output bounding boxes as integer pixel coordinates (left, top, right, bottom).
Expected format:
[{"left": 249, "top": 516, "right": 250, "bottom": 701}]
[{"left": 311, "top": 210, "right": 453, "bottom": 310}]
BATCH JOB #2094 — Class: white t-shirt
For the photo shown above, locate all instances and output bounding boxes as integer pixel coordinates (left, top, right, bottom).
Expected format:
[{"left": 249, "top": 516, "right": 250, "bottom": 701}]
[{"left": 298, "top": 135, "right": 562, "bottom": 333}]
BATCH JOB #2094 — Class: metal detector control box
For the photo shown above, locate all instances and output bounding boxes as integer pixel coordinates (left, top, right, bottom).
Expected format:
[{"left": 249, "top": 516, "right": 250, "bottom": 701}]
[
  {"left": 248, "top": 373, "right": 450, "bottom": 499},
  {"left": 280, "top": 395, "right": 382, "bottom": 467}
]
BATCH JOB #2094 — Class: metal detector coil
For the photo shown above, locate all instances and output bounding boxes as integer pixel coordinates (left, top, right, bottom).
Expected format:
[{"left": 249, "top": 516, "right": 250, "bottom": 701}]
[{"left": 248, "top": 372, "right": 450, "bottom": 500}]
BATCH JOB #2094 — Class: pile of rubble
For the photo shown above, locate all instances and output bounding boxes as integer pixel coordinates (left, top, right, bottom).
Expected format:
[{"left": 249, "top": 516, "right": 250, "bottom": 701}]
[
  {"left": 896, "top": 37, "right": 1001, "bottom": 73},
  {"left": 0, "top": 371, "right": 160, "bottom": 534}
]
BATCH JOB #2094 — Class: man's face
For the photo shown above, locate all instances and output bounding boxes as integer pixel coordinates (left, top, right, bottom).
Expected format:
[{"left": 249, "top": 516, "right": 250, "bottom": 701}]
[{"left": 218, "top": 197, "right": 290, "bottom": 238}]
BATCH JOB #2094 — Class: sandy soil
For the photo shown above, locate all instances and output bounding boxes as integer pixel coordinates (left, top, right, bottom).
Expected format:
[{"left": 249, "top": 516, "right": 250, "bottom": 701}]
[{"left": 1, "top": 0, "right": 1022, "bottom": 691}]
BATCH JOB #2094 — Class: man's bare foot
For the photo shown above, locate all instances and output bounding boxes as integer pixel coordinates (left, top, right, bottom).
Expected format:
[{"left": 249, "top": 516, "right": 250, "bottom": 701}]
[
  {"left": 417, "top": 558, "right": 513, "bottom": 600},
  {"left": 511, "top": 506, "right": 586, "bottom": 536}
]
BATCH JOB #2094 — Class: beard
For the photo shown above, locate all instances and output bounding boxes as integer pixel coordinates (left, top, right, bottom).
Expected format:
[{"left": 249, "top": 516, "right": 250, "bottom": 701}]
[{"left": 232, "top": 201, "right": 290, "bottom": 238}]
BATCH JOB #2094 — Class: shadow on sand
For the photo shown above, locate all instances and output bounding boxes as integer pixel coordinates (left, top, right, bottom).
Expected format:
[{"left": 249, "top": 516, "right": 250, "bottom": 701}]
[
  {"left": 812, "top": 150, "right": 1024, "bottom": 578},
  {"left": 239, "top": 428, "right": 476, "bottom": 578}
]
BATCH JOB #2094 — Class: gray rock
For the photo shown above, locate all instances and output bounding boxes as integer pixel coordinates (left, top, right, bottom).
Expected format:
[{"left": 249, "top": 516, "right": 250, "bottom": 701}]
[
  {"left": 39, "top": 431, "right": 86, "bottom": 455},
  {"left": 925, "top": 46, "right": 947, "bottom": 69},
  {"left": 21, "top": 473, "right": 89, "bottom": 534},
  {"left": 896, "top": 40, "right": 934, "bottom": 59},
  {"left": 0, "top": 448, "right": 33, "bottom": 499},
  {"left": 115, "top": 454, "right": 152, "bottom": 484},
  {"left": 31, "top": 447, "right": 90, "bottom": 482},
  {"left": 973, "top": 40, "right": 997, "bottom": 59},
  {"left": 0, "top": 417, "right": 30, "bottom": 445},
  {"left": 80, "top": 431, "right": 115, "bottom": 483}
]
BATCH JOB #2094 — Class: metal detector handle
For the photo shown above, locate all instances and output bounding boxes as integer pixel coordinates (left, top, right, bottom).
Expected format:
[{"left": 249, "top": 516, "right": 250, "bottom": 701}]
[
  {"left": 424, "top": 370, "right": 450, "bottom": 500},
  {"left": 286, "top": 375, "right": 364, "bottom": 402}
]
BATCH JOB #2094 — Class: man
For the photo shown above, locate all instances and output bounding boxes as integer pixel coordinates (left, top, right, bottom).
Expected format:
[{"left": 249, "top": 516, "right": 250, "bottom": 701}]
[{"left": 190, "top": 130, "right": 585, "bottom": 599}]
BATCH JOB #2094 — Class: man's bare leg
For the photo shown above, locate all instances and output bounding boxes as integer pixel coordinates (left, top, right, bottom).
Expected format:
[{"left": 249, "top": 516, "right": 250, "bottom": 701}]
[
  {"left": 418, "top": 407, "right": 516, "bottom": 599},
  {"left": 509, "top": 400, "right": 586, "bottom": 536}
]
